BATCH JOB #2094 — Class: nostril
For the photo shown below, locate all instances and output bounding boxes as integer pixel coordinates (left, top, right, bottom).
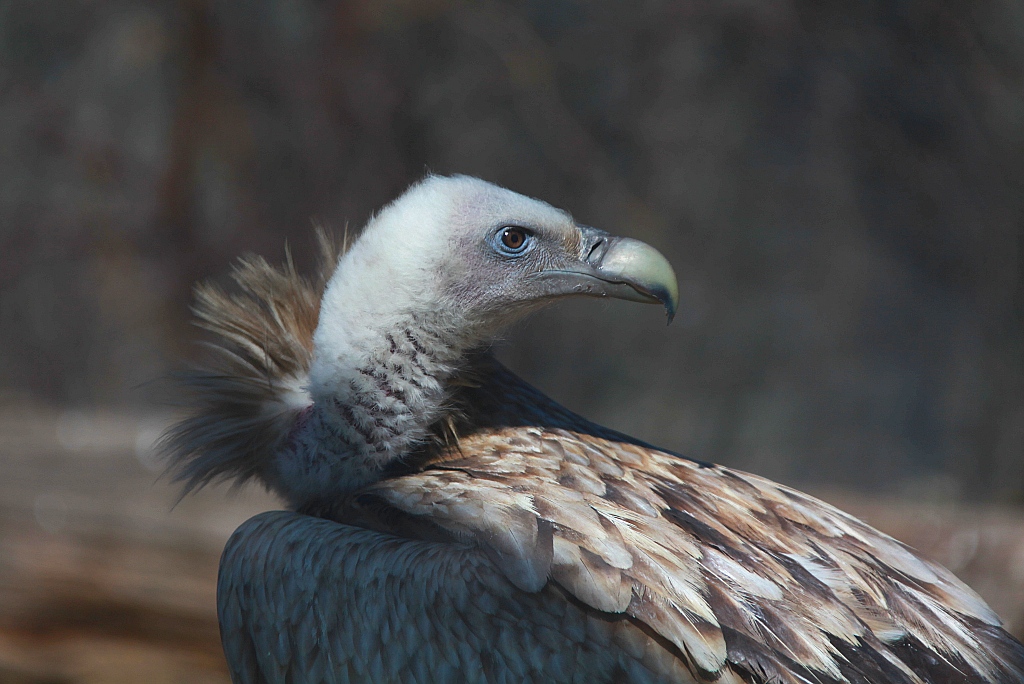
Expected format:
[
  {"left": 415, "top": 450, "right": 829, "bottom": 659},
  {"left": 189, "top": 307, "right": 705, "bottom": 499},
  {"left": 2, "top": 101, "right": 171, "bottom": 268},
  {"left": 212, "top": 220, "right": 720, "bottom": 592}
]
[{"left": 586, "top": 237, "right": 607, "bottom": 264}]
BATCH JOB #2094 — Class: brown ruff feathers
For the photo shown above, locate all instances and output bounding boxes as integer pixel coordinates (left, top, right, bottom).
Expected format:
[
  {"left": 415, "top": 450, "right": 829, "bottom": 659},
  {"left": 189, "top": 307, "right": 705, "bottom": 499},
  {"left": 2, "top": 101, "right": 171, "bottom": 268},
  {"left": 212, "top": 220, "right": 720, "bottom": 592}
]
[{"left": 161, "top": 229, "right": 344, "bottom": 493}]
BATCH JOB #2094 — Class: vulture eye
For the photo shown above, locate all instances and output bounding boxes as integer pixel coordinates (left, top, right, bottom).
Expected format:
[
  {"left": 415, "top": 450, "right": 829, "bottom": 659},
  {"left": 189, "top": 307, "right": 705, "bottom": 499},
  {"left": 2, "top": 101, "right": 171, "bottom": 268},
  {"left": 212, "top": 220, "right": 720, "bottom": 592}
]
[{"left": 497, "top": 226, "right": 532, "bottom": 255}]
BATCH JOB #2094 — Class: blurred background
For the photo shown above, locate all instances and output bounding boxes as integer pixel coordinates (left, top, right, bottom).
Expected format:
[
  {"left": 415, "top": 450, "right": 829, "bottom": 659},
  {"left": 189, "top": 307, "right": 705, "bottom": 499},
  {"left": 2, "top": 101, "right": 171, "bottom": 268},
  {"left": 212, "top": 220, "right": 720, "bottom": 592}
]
[{"left": 1, "top": 0, "right": 1023, "bottom": 681}]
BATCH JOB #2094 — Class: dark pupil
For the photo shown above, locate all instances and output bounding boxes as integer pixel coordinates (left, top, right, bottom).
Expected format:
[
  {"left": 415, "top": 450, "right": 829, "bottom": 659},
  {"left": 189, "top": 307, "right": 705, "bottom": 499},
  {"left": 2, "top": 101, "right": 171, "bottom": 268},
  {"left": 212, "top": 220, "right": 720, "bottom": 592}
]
[{"left": 502, "top": 228, "right": 525, "bottom": 250}]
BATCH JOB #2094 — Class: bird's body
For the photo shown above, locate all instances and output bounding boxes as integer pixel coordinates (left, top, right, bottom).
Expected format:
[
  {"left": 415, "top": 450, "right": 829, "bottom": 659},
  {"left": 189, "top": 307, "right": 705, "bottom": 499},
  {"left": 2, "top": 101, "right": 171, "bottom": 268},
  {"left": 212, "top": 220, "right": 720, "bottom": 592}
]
[{"left": 165, "top": 176, "right": 1024, "bottom": 683}]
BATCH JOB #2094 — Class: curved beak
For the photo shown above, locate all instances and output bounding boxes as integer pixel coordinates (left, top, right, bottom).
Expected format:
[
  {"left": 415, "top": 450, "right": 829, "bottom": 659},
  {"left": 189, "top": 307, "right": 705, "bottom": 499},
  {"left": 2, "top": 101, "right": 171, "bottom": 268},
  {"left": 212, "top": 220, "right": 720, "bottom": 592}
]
[{"left": 535, "top": 226, "right": 679, "bottom": 324}]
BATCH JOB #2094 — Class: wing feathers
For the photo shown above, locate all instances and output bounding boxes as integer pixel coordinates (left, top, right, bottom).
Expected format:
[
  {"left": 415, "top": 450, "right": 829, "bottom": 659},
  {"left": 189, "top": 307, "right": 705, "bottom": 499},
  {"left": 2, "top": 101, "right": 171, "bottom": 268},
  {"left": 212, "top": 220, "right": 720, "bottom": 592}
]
[
  {"left": 629, "top": 589, "right": 727, "bottom": 677},
  {"left": 551, "top": 542, "right": 632, "bottom": 613},
  {"left": 483, "top": 510, "right": 554, "bottom": 593},
  {"left": 373, "top": 426, "right": 1024, "bottom": 683}
]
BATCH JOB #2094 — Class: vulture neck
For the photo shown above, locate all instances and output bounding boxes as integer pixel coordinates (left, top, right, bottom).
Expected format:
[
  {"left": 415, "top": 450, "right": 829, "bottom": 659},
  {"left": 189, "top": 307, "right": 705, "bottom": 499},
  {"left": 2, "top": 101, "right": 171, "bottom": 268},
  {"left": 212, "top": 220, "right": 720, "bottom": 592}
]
[{"left": 277, "top": 265, "right": 481, "bottom": 510}]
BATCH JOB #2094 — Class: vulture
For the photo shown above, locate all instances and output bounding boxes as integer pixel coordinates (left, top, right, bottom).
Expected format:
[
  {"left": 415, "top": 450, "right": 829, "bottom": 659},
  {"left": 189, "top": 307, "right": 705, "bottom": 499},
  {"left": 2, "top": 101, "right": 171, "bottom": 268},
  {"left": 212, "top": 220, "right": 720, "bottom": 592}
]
[{"left": 164, "top": 175, "right": 1024, "bottom": 683}]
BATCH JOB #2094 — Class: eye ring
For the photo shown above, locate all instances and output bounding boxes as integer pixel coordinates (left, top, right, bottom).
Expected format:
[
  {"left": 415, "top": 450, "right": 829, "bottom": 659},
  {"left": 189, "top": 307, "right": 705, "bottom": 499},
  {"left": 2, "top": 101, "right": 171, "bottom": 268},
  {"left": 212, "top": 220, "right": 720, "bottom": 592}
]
[{"left": 497, "top": 226, "right": 532, "bottom": 255}]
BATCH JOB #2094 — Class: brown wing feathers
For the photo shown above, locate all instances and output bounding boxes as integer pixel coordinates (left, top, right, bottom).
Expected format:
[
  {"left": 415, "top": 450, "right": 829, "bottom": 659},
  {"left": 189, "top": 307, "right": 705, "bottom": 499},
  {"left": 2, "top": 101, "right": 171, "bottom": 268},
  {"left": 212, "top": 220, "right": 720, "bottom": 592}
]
[{"left": 376, "top": 424, "right": 1024, "bottom": 683}]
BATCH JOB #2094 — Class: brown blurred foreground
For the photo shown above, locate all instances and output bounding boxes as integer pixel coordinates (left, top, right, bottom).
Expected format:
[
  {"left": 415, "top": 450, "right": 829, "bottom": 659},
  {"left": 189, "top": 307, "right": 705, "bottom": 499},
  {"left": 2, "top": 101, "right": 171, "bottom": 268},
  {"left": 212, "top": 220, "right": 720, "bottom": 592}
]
[
  {"left": 0, "top": 408, "right": 277, "bottom": 684},
  {"left": 1, "top": 408, "right": 1023, "bottom": 683}
]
